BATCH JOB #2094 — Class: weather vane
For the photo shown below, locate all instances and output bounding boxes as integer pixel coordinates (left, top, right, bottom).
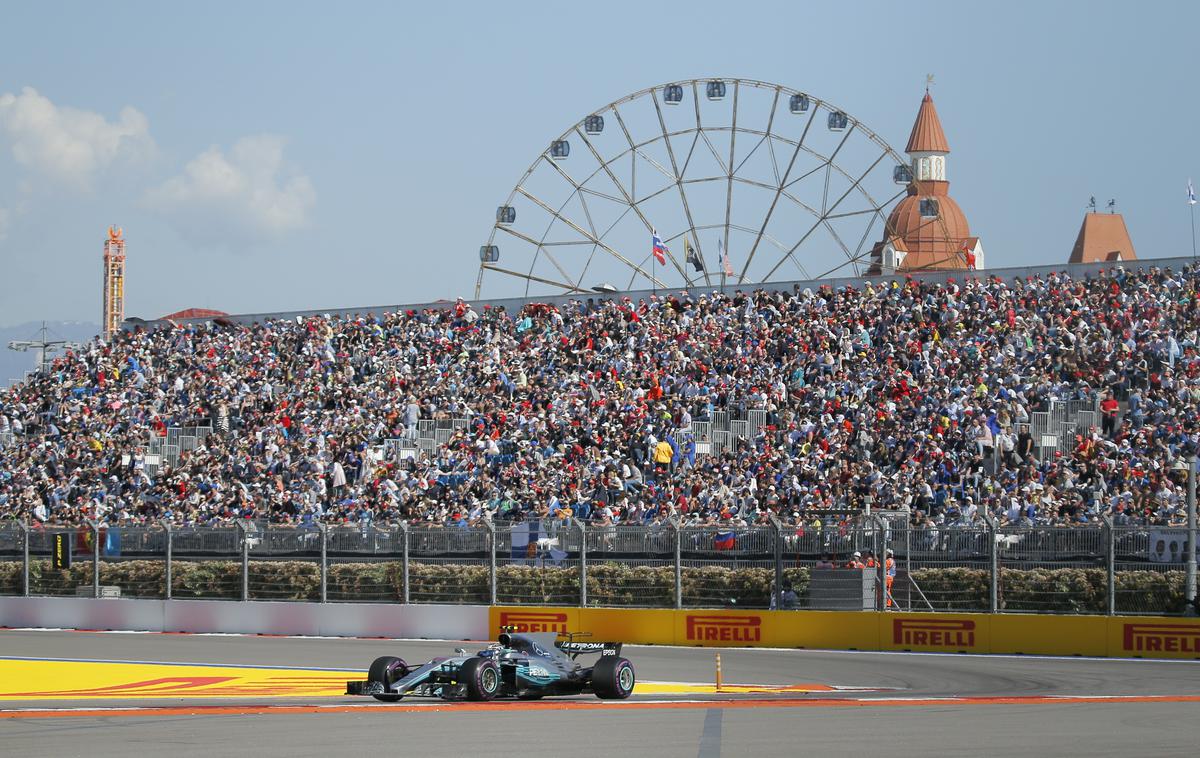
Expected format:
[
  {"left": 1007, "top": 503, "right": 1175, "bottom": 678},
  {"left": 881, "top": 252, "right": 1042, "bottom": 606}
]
[{"left": 926, "top": 73, "right": 935, "bottom": 91}]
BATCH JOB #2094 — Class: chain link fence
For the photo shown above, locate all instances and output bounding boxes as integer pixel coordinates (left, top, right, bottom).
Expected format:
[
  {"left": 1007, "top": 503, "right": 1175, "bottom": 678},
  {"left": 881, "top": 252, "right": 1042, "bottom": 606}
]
[{"left": 0, "top": 517, "right": 1194, "bottom": 616}]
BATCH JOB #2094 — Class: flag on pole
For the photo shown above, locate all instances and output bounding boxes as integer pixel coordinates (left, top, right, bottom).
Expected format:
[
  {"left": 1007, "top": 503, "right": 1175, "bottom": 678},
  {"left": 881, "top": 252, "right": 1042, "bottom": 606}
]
[
  {"left": 684, "top": 236, "right": 704, "bottom": 273},
  {"left": 651, "top": 231, "right": 668, "bottom": 265},
  {"left": 1189, "top": 179, "right": 1197, "bottom": 206},
  {"left": 719, "top": 238, "right": 733, "bottom": 277}
]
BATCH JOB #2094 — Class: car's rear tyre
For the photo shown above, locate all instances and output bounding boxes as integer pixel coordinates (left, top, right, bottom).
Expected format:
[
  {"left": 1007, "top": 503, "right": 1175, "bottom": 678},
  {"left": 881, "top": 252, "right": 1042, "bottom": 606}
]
[
  {"left": 368, "top": 656, "right": 409, "bottom": 702},
  {"left": 592, "top": 656, "right": 635, "bottom": 699},
  {"left": 459, "top": 657, "right": 501, "bottom": 701}
]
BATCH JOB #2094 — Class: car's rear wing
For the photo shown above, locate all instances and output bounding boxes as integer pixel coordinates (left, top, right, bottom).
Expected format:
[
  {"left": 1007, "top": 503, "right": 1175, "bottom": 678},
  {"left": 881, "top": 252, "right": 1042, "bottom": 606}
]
[{"left": 555, "top": 640, "right": 622, "bottom": 658}]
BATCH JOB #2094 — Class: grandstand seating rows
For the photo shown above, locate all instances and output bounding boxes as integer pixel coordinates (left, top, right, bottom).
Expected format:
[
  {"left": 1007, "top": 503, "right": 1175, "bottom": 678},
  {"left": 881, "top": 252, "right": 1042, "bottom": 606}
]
[{"left": 0, "top": 263, "right": 1196, "bottom": 538}]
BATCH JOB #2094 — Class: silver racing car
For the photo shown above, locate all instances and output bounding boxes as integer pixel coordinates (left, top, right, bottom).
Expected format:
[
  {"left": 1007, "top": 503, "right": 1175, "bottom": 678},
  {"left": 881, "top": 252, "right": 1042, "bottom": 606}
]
[{"left": 345, "top": 629, "right": 636, "bottom": 702}]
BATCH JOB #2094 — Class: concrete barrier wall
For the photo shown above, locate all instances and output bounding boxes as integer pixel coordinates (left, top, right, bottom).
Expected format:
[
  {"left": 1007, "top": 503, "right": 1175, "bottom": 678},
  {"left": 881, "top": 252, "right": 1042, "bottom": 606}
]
[{"left": 0, "top": 597, "right": 489, "bottom": 640}]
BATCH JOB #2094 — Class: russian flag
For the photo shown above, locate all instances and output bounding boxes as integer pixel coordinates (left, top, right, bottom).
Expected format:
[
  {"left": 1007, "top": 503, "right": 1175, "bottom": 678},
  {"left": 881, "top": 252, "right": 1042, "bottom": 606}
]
[
  {"left": 651, "top": 231, "right": 668, "bottom": 265},
  {"left": 713, "top": 531, "right": 736, "bottom": 550}
]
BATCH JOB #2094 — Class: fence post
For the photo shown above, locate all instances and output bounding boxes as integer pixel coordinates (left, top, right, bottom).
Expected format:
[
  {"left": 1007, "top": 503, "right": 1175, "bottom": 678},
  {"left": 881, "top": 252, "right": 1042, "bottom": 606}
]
[
  {"left": 89, "top": 519, "right": 100, "bottom": 599},
  {"left": 1103, "top": 516, "right": 1115, "bottom": 616},
  {"left": 984, "top": 513, "right": 998, "bottom": 613},
  {"left": 1187, "top": 454, "right": 1197, "bottom": 616},
  {"left": 575, "top": 519, "right": 587, "bottom": 608},
  {"left": 19, "top": 519, "right": 30, "bottom": 597},
  {"left": 239, "top": 521, "right": 249, "bottom": 601},
  {"left": 872, "top": 515, "right": 887, "bottom": 612},
  {"left": 672, "top": 518, "right": 682, "bottom": 610},
  {"left": 768, "top": 514, "right": 783, "bottom": 610},
  {"left": 319, "top": 524, "right": 328, "bottom": 604},
  {"left": 485, "top": 520, "right": 497, "bottom": 606},
  {"left": 904, "top": 513, "right": 912, "bottom": 611},
  {"left": 163, "top": 520, "right": 173, "bottom": 600},
  {"left": 401, "top": 522, "right": 410, "bottom": 604}
]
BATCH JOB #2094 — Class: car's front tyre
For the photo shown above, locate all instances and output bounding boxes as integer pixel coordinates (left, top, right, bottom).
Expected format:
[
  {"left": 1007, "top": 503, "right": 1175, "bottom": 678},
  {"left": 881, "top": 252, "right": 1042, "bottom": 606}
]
[
  {"left": 368, "top": 656, "right": 409, "bottom": 702},
  {"left": 592, "top": 656, "right": 635, "bottom": 699},
  {"left": 459, "top": 657, "right": 501, "bottom": 701}
]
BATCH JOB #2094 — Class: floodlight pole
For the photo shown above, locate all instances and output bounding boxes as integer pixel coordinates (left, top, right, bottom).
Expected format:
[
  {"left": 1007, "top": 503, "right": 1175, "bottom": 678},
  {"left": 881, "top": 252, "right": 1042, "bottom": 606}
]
[{"left": 7, "top": 322, "right": 76, "bottom": 375}]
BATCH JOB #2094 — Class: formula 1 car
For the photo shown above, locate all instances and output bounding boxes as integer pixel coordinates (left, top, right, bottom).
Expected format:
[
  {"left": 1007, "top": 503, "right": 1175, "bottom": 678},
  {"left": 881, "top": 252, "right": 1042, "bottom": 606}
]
[{"left": 345, "top": 629, "right": 635, "bottom": 702}]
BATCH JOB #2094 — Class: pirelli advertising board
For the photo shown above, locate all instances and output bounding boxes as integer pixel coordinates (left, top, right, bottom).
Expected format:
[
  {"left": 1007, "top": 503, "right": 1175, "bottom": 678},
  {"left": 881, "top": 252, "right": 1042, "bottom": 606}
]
[
  {"left": 1115, "top": 618, "right": 1200, "bottom": 659},
  {"left": 885, "top": 616, "right": 985, "bottom": 653},
  {"left": 487, "top": 607, "right": 1200, "bottom": 660}
]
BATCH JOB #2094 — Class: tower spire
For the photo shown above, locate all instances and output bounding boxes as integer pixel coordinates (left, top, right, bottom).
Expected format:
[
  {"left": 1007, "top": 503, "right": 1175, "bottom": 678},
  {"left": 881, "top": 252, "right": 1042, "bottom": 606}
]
[
  {"left": 871, "top": 88, "right": 982, "bottom": 274},
  {"left": 905, "top": 91, "right": 950, "bottom": 154}
]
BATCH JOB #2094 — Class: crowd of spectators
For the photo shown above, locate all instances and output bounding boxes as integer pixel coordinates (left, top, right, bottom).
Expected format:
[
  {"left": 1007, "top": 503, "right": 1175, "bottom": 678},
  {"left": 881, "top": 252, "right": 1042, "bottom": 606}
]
[{"left": 1, "top": 262, "right": 1198, "bottom": 535}]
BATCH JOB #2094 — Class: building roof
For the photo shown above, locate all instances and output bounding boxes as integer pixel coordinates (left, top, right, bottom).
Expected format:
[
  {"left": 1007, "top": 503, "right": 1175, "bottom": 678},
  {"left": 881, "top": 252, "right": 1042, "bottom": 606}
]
[
  {"left": 905, "top": 91, "right": 950, "bottom": 154},
  {"left": 160, "top": 307, "right": 229, "bottom": 321},
  {"left": 1069, "top": 213, "right": 1137, "bottom": 264}
]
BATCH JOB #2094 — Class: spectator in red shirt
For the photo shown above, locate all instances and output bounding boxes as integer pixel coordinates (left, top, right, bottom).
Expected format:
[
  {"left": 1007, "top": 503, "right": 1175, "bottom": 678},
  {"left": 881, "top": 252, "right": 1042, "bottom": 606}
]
[{"left": 1100, "top": 394, "right": 1119, "bottom": 437}]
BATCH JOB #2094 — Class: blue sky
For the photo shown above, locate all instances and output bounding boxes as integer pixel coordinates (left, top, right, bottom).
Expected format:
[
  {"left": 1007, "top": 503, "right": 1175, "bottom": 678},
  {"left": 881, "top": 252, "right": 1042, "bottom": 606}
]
[{"left": 0, "top": 0, "right": 1195, "bottom": 327}]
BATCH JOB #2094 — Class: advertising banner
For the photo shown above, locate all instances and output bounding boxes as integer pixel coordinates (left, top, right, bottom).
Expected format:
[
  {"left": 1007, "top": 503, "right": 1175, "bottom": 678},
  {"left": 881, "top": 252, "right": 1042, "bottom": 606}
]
[
  {"left": 1111, "top": 617, "right": 1200, "bottom": 659},
  {"left": 1147, "top": 531, "right": 1198, "bottom": 563},
  {"left": 881, "top": 614, "right": 987, "bottom": 653}
]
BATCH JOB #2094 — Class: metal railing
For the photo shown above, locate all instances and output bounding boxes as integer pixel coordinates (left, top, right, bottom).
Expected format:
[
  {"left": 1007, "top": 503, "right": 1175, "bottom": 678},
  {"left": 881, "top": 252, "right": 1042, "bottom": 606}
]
[
  {"left": 146, "top": 425, "right": 213, "bottom": 474},
  {"left": 1030, "top": 397, "right": 1100, "bottom": 463},
  {"left": 0, "top": 517, "right": 1193, "bottom": 615}
]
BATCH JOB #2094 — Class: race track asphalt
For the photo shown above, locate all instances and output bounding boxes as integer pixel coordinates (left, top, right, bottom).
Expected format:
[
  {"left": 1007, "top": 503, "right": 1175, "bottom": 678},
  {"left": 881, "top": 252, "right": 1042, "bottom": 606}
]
[{"left": 0, "top": 629, "right": 1197, "bottom": 757}]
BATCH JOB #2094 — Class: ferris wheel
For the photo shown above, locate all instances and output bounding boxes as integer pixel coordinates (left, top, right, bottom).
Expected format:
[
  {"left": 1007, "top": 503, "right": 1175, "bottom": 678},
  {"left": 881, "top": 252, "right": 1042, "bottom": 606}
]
[{"left": 476, "top": 78, "right": 945, "bottom": 299}]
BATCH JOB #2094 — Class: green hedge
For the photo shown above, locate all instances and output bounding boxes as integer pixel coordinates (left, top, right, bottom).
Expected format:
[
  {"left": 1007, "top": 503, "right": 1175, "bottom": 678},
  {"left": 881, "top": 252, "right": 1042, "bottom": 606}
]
[
  {"left": 0, "top": 561, "right": 1186, "bottom": 614},
  {"left": 910, "top": 567, "right": 1186, "bottom": 614}
]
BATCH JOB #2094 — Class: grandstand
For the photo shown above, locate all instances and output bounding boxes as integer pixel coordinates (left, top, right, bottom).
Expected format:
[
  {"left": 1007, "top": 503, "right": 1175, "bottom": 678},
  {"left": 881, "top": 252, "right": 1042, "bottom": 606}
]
[{"left": 2, "top": 255, "right": 1198, "bottom": 612}]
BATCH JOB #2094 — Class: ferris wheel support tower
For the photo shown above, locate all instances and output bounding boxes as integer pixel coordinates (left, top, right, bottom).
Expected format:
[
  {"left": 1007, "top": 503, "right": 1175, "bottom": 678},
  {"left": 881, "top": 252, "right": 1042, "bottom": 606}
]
[{"left": 102, "top": 225, "right": 126, "bottom": 340}]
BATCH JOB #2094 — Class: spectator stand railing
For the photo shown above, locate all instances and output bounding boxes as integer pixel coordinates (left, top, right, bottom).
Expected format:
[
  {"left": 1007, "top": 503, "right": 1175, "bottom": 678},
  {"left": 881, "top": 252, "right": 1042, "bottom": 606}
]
[
  {"left": 1030, "top": 397, "right": 1101, "bottom": 463},
  {"left": 685, "top": 409, "right": 768, "bottom": 457},
  {"left": 146, "top": 425, "right": 213, "bottom": 476},
  {"left": 0, "top": 519, "right": 1192, "bottom": 616}
]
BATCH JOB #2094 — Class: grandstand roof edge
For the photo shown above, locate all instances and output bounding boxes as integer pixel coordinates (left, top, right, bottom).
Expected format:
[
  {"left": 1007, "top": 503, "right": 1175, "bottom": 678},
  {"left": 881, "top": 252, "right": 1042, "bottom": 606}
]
[{"left": 122, "top": 255, "right": 1196, "bottom": 331}]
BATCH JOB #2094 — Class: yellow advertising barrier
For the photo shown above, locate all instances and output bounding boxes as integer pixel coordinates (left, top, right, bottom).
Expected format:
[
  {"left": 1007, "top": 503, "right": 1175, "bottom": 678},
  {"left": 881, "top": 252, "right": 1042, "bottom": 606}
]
[
  {"left": 487, "top": 606, "right": 1200, "bottom": 659},
  {"left": 1108, "top": 616, "right": 1200, "bottom": 659},
  {"left": 880, "top": 613, "right": 988, "bottom": 654},
  {"left": 990, "top": 614, "right": 1107, "bottom": 657},
  {"left": 582, "top": 608, "right": 676, "bottom": 645},
  {"left": 674, "top": 609, "right": 879, "bottom": 651}
]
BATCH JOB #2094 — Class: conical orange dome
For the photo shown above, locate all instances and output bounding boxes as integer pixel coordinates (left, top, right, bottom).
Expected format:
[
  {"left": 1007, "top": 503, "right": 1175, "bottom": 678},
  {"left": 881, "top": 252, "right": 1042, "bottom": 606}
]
[{"left": 905, "top": 92, "right": 950, "bottom": 154}]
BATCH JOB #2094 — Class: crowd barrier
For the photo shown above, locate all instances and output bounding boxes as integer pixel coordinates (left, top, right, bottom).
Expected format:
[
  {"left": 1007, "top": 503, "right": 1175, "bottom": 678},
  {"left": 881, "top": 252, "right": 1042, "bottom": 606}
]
[
  {"left": 0, "top": 597, "right": 489, "bottom": 639},
  {"left": 488, "top": 606, "right": 1200, "bottom": 660}
]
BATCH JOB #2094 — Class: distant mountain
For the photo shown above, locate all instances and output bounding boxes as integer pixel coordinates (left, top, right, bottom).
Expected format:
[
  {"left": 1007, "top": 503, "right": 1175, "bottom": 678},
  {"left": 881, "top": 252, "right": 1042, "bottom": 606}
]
[{"left": 1, "top": 321, "right": 102, "bottom": 386}]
